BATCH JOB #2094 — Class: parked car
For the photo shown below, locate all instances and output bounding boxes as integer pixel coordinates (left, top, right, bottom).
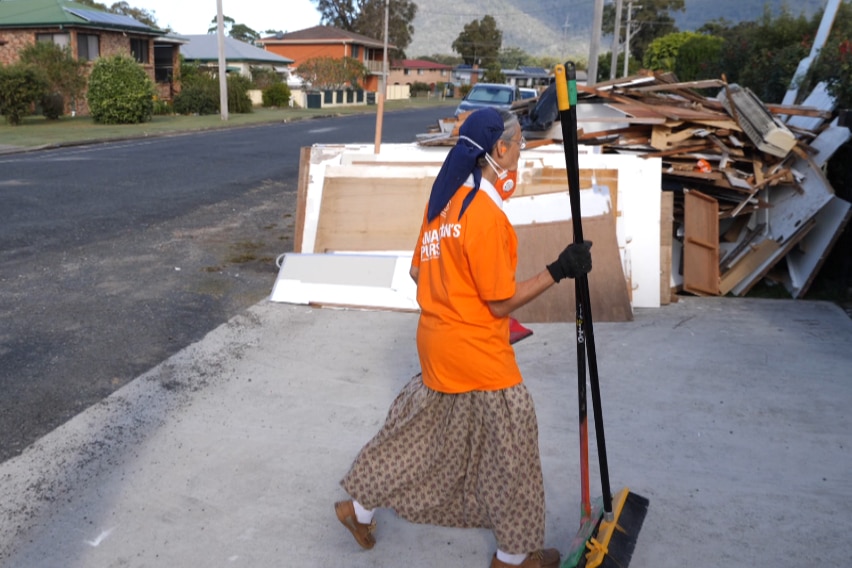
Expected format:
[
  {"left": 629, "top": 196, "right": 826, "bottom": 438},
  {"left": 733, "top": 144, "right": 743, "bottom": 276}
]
[
  {"left": 519, "top": 87, "right": 539, "bottom": 100},
  {"left": 454, "top": 83, "right": 522, "bottom": 116}
]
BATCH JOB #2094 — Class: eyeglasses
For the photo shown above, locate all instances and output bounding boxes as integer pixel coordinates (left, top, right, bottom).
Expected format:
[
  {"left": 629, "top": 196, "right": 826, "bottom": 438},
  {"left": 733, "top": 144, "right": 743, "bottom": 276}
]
[{"left": 505, "top": 136, "right": 526, "bottom": 150}]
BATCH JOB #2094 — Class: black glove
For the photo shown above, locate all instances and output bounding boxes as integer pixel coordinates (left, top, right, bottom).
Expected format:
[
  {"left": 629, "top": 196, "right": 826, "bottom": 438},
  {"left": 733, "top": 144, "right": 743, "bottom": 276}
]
[{"left": 546, "top": 241, "right": 593, "bottom": 283}]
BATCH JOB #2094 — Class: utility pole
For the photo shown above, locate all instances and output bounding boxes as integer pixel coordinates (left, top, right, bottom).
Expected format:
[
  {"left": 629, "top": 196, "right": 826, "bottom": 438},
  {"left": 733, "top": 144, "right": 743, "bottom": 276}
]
[
  {"left": 374, "top": 0, "right": 389, "bottom": 154},
  {"left": 623, "top": 1, "right": 639, "bottom": 78},
  {"left": 587, "top": 0, "right": 604, "bottom": 85},
  {"left": 216, "top": 0, "right": 228, "bottom": 120},
  {"left": 610, "top": 0, "right": 623, "bottom": 80}
]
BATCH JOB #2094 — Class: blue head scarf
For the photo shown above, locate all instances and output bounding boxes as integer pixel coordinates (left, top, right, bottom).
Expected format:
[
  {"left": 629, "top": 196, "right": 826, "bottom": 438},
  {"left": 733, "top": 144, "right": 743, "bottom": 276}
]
[{"left": 426, "top": 107, "right": 505, "bottom": 221}]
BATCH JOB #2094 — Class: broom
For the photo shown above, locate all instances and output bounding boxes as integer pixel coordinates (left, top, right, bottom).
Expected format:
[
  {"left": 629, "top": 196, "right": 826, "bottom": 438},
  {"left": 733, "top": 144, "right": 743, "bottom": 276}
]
[{"left": 553, "top": 62, "right": 650, "bottom": 568}]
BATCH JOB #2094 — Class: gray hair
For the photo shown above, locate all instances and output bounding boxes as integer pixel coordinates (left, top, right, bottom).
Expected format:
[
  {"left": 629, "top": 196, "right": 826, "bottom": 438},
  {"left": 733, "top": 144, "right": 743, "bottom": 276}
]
[{"left": 478, "top": 110, "right": 520, "bottom": 167}]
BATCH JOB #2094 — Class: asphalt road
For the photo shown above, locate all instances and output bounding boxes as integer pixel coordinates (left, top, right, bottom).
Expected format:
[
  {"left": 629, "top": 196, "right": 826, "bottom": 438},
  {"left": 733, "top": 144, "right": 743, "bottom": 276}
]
[{"left": 0, "top": 105, "right": 456, "bottom": 463}]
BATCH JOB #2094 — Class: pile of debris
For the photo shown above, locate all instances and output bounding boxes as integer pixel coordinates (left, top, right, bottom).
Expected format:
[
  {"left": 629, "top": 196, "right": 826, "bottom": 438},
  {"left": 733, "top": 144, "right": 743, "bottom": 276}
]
[{"left": 426, "top": 71, "right": 851, "bottom": 299}]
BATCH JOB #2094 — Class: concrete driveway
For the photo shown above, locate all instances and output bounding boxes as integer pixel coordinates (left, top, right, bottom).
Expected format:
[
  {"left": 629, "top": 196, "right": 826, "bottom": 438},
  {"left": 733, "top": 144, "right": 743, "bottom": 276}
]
[{"left": 1, "top": 296, "right": 850, "bottom": 567}]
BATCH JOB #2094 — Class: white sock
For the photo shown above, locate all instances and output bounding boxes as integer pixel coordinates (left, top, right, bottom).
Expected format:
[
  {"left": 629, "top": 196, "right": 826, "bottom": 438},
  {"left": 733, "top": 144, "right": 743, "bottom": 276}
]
[
  {"left": 352, "top": 499, "right": 374, "bottom": 524},
  {"left": 496, "top": 550, "right": 527, "bottom": 565}
]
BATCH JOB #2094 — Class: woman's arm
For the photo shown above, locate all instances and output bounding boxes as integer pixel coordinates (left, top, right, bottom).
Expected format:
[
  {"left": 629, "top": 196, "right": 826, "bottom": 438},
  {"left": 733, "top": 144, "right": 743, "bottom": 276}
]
[{"left": 487, "top": 269, "right": 556, "bottom": 318}]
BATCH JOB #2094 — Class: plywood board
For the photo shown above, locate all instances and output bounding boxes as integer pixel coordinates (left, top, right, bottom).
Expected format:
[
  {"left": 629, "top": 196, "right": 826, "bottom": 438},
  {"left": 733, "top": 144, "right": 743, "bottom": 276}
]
[
  {"left": 782, "top": 196, "right": 852, "bottom": 298},
  {"left": 719, "top": 238, "right": 780, "bottom": 295},
  {"left": 294, "top": 146, "right": 311, "bottom": 253},
  {"left": 512, "top": 216, "right": 633, "bottom": 323},
  {"left": 730, "top": 219, "right": 816, "bottom": 296},
  {"left": 314, "top": 176, "right": 432, "bottom": 252},
  {"left": 297, "top": 144, "right": 661, "bottom": 308},
  {"left": 270, "top": 253, "right": 417, "bottom": 311},
  {"left": 683, "top": 190, "right": 720, "bottom": 296}
]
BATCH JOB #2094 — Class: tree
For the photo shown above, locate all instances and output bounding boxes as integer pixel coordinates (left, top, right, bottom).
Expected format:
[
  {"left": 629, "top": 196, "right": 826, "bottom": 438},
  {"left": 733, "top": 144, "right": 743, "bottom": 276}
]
[
  {"left": 452, "top": 15, "right": 502, "bottom": 68},
  {"left": 296, "top": 56, "right": 368, "bottom": 90},
  {"left": 803, "top": 1, "right": 852, "bottom": 108},
  {"left": 699, "top": 6, "right": 816, "bottom": 102},
  {"left": 675, "top": 34, "right": 725, "bottom": 82},
  {"left": 313, "top": 0, "right": 418, "bottom": 58},
  {"left": 205, "top": 15, "right": 259, "bottom": 43},
  {"left": 18, "top": 42, "right": 87, "bottom": 118},
  {"left": 643, "top": 31, "right": 703, "bottom": 71},
  {"left": 108, "top": 1, "right": 158, "bottom": 28},
  {"left": 208, "top": 15, "right": 235, "bottom": 34},
  {"left": 230, "top": 24, "right": 260, "bottom": 44},
  {"left": 420, "top": 54, "right": 463, "bottom": 66},
  {"left": 482, "top": 63, "right": 505, "bottom": 83},
  {"left": 498, "top": 47, "right": 533, "bottom": 70},
  {"left": 603, "top": 0, "right": 685, "bottom": 64},
  {"left": 72, "top": 0, "right": 159, "bottom": 28}
]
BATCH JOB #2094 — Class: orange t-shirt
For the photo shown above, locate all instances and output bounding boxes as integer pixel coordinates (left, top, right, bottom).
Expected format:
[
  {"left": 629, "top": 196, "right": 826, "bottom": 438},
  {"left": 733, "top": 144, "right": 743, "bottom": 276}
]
[{"left": 411, "top": 185, "right": 523, "bottom": 393}]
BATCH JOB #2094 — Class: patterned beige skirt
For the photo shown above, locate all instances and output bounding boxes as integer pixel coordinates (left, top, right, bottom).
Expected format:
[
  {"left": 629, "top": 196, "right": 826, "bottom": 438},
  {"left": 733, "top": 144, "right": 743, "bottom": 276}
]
[{"left": 341, "top": 373, "right": 545, "bottom": 554}]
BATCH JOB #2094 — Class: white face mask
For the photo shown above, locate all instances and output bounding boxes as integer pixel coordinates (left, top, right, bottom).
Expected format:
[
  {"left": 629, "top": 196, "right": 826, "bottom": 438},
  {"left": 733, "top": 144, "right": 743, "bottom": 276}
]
[
  {"left": 484, "top": 153, "right": 517, "bottom": 199},
  {"left": 459, "top": 135, "right": 518, "bottom": 199}
]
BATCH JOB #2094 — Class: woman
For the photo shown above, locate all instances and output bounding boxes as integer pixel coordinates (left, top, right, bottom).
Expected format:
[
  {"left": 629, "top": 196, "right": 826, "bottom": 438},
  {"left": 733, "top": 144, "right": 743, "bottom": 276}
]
[{"left": 335, "top": 107, "right": 592, "bottom": 568}]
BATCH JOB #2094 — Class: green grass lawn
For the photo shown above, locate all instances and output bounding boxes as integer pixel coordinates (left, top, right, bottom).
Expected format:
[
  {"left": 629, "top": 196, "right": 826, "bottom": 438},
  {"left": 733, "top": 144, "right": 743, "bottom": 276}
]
[{"left": 0, "top": 96, "right": 457, "bottom": 149}]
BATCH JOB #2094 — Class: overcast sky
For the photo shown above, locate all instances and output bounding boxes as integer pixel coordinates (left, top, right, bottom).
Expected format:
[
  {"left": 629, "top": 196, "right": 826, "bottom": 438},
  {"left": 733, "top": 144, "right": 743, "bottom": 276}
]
[{"left": 137, "top": 0, "right": 322, "bottom": 35}]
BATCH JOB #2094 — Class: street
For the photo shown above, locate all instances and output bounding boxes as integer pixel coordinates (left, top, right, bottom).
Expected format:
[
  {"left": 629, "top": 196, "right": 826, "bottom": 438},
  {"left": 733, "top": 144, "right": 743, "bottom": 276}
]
[{"left": 0, "top": 106, "right": 455, "bottom": 463}]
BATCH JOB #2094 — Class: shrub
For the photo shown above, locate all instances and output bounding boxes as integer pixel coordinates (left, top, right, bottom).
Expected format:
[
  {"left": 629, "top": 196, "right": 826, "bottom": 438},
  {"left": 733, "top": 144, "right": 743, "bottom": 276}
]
[
  {"left": 262, "top": 82, "right": 291, "bottom": 107},
  {"left": 173, "top": 78, "right": 218, "bottom": 115},
  {"left": 152, "top": 98, "right": 173, "bottom": 115},
  {"left": 251, "top": 66, "right": 281, "bottom": 90},
  {"left": 227, "top": 74, "right": 253, "bottom": 114},
  {"left": 87, "top": 55, "right": 155, "bottom": 124},
  {"left": 0, "top": 64, "right": 48, "bottom": 125},
  {"left": 19, "top": 41, "right": 86, "bottom": 118},
  {"left": 410, "top": 81, "right": 430, "bottom": 96},
  {"left": 41, "top": 93, "right": 65, "bottom": 120}
]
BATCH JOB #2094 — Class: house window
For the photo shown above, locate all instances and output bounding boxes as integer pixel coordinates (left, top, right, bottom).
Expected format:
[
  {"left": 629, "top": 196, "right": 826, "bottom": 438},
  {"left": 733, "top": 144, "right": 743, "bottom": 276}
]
[
  {"left": 404, "top": 69, "right": 410, "bottom": 75},
  {"left": 131, "top": 38, "right": 149, "bottom": 63},
  {"left": 441, "top": 70, "right": 446, "bottom": 76},
  {"left": 77, "top": 34, "right": 99, "bottom": 61},
  {"left": 36, "top": 33, "right": 70, "bottom": 48},
  {"left": 417, "top": 69, "right": 424, "bottom": 75},
  {"left": 351, "top": 45, "right": 360, "bottom": 59}
]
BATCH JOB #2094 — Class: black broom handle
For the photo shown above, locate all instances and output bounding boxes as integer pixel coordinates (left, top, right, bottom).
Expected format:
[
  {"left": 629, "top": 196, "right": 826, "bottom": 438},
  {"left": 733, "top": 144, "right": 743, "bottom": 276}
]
[{"left": 556, "top": 62, "right": 614, "bottom": 519}]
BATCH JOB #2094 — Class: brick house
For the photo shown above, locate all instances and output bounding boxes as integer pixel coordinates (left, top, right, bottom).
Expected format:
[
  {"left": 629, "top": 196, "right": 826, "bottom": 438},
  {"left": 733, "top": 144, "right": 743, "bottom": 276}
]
[
  {"left": 256, "top": 25, "right": 392, "bottom": 92},
  {"left": 388, "top": 59, "right": 454, "bottom": 92},
  {"left": 0, "top": 0, "right": 180, "bottom": 116}
]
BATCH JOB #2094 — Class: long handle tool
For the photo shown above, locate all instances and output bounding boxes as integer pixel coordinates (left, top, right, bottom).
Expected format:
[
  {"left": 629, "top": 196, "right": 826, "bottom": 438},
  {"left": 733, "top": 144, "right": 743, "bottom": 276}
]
[{"left": 555, "top": 62, "right": 649, "bottom": 568}]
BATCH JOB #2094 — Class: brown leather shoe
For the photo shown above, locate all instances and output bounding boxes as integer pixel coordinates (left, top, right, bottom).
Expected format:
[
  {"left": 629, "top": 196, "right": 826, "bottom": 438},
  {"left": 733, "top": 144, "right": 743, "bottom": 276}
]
[
  {"left": 334, "top": 500, "right": 376, "bottom": 550},
  {"left": 490, "top": 548, "right": 561, "bottom": 568}
]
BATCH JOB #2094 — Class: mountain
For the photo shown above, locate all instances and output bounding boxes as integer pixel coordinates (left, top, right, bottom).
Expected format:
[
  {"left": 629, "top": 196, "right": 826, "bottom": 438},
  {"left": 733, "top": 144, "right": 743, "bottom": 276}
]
[{"left": 406, "top": 0, "right": 827, "bottom": 59}]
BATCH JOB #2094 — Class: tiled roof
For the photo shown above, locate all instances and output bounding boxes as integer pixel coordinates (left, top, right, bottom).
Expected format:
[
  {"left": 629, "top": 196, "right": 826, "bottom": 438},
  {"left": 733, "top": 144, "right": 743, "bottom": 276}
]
[
  {"left": 181, "top": 35, "right": 293, "bottom": 64},
  {"left": 257, "top": 25, "right": 390, "bottom": 49},
  {"left": 0, "top": 0, "right": 161, "bottom": 33},
  {"left": 391, "top": 59, "right": 453, "bottom": 70}
]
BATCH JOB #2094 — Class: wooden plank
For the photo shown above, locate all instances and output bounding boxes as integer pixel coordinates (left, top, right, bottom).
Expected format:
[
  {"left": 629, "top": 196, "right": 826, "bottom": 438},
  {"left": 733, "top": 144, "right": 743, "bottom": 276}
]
[
  {"left": 683, "top": 190, "right": 720, "bottom": 295},
  {"left": 513, "top": 216, "right": 633, "bottom": 322},
  {"left": 719, "top": 238, "right": 780, "bottom": 295},
  {"left": 625, "top": 78, "right": 726, "bottom": 92},
  {"left": 294, "top": 146, "right": 311, "bottom": 253},
  {"left": 660, "top": 190, "right": 674, "bottom": 305},
  {"left": 513, "top": 167, "right": 620, "bottom": 207},
  {"left": 730, "top": 219, "right": 817, "bottom": 296}
]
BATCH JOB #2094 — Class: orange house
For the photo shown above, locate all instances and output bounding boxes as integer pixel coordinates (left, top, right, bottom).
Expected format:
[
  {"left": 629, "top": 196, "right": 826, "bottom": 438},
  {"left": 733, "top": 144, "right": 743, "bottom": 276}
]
[{"left": 257, "top": 25, "right": 392, "bottom": 92}]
